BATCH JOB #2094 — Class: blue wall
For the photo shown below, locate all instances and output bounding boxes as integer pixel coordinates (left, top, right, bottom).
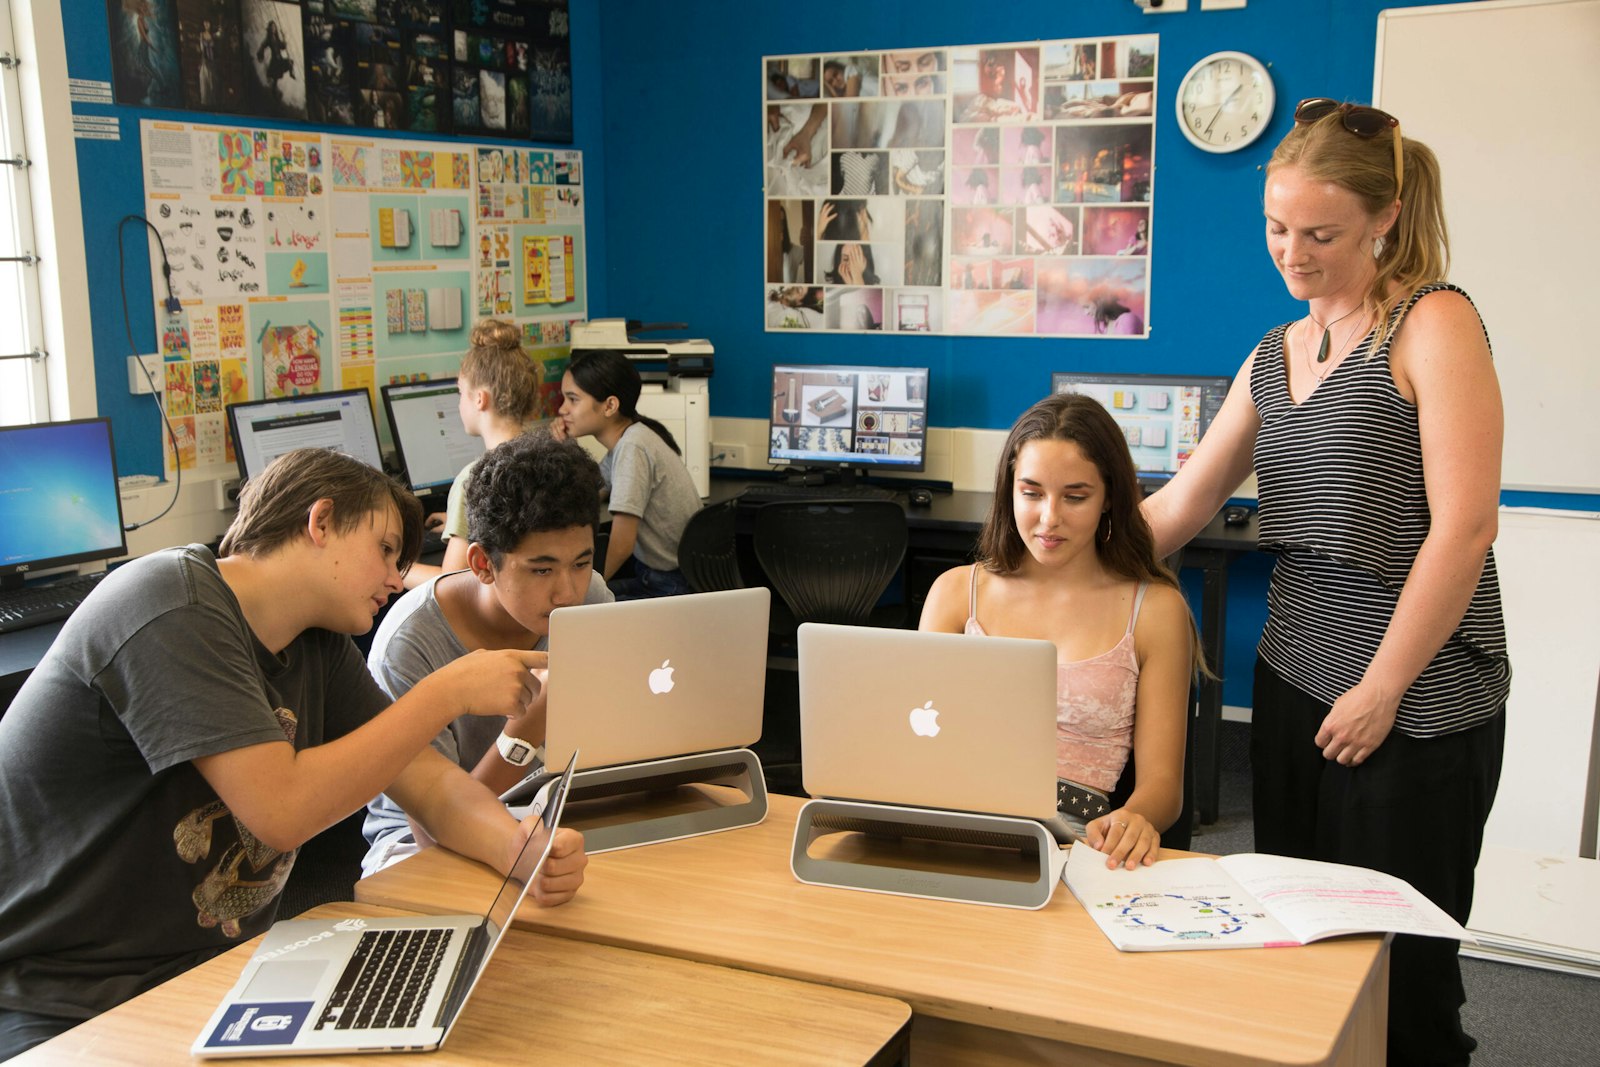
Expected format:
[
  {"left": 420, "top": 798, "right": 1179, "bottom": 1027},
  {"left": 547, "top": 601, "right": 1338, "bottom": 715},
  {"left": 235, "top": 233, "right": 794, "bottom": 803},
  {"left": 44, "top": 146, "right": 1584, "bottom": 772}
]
[{"left": 62, "top": 0, "right": 610, "bottom": 477}]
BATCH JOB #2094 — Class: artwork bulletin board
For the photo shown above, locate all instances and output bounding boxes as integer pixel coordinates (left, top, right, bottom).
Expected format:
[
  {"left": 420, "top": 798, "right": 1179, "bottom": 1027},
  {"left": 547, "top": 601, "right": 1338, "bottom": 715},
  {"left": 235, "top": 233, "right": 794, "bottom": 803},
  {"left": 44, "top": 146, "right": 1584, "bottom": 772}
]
[
  {"left": 763, "top": 35, "right": 1156, "bottom": 338},
  {"left": 108, "top": 0, "right": 573, "bottom": 142},
  {"left": 141, "top": 118, "right": 586, "bottom": 474}
]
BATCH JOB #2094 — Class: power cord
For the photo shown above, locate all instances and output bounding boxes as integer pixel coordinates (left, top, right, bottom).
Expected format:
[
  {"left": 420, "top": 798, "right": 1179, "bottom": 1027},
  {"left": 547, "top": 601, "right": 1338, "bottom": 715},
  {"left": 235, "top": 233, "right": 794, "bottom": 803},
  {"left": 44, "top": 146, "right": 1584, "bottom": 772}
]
[{"left": 117, "top": 215, "right": 184, "bottom": 532}]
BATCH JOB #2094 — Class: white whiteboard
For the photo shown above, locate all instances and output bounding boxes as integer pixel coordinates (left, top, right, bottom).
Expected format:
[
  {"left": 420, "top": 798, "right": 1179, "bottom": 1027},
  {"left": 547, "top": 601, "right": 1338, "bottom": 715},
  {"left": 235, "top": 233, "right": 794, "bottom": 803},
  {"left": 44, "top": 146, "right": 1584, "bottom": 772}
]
[
  {"left": 1481, "top": 509, "right": 1600, "bottom": 858},
  {"left": 1376, "top": 0, "right": 1600, "bottom": 493}
]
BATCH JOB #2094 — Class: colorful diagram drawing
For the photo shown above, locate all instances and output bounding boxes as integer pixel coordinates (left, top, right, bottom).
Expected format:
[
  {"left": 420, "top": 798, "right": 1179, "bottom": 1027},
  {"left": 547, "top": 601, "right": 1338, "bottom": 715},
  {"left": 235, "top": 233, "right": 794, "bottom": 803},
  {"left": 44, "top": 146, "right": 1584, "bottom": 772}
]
[{"left": 1096, "top": 892, "right": 1266, "bottom": 942}]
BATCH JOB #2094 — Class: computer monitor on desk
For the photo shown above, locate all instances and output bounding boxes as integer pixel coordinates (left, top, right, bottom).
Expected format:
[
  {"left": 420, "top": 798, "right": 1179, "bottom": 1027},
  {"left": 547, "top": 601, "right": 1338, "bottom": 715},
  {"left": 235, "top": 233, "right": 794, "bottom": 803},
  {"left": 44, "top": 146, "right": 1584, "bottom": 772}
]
[
  {"left": 0, "top": 419, "right": 127, "bottom": 591},
  {"left": 768, "top": 363, "right": 929, "bottom": 485},
  {"left": 380, "top": 377, "right": 486, "bottom": 505},
  {"left": 226, "top": 388, "right": 386, "bottom": 483},
  {"left": 1050, "top": 371, "right": 1231, "bottom": 492}
]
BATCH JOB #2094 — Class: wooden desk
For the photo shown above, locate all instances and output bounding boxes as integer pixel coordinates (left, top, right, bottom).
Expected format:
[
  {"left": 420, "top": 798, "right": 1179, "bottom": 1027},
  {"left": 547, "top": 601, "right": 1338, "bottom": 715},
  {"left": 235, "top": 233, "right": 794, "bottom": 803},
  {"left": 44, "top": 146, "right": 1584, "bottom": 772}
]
[
  {"left": 358, "top": 793, "right": 1387, "bottom": 1067},
  {"left": 12, "top": 902, "right": 910, "bottom": 1066},
  {"left": 709, "top": 476, "right": 1260, "bottom": 824}
]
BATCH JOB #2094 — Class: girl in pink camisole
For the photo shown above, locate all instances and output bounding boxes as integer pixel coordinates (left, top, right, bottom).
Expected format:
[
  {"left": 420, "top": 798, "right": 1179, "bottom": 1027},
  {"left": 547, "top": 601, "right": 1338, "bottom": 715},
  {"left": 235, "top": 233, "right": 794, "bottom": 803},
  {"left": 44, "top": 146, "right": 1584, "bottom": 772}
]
[{"left": 921, "top": 393, "right": 1199, "bottom": 870}]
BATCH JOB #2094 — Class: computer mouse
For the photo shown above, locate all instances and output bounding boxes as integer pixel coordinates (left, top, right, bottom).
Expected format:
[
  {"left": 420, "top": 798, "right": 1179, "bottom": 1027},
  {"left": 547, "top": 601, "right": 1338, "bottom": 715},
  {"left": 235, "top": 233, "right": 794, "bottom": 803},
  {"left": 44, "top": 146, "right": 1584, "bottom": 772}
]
[
  {"left": 1223, "top": 505, "right": 1252, "bottom": 527},
  {"left": 908, "top": 487, "right": 934, "bottom": 507}
]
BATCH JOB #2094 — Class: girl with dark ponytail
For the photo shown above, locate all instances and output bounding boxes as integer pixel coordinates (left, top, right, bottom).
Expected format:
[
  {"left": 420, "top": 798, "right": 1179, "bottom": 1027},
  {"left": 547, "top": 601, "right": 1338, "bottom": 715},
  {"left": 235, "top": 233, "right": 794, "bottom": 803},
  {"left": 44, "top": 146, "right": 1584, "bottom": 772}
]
[{"left": 556, "top": 350, "right": 701, "bottom": 599}]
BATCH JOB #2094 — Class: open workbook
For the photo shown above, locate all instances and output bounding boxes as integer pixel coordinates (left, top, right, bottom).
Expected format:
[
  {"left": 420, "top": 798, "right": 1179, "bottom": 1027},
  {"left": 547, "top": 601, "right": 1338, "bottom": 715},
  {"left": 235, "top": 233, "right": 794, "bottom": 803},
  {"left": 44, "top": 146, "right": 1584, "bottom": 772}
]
[{"left": 1063, "top": 845, "right": 1473, "bottom": 952}]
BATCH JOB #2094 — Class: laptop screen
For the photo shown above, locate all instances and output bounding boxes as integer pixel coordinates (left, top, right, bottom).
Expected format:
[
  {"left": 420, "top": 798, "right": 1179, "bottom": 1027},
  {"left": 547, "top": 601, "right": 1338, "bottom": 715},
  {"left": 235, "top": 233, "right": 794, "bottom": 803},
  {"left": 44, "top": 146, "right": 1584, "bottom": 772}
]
[{"left": 480, "top": 753, "right": 574, "bottom": 949}]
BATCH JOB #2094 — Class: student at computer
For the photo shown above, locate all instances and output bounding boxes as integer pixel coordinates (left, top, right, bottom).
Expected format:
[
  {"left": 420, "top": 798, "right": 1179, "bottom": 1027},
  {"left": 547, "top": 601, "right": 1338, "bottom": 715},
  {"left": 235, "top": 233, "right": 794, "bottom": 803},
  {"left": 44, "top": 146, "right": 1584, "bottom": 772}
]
[
  {"left": 406, "top": 317, "right": 540, "bottom": 589},
  {"left": 363, "top": 431, "right": 611, "bottom": 875},
  {"left": 919, "top": 393, "right": 1195, "bottom": 871},
  {"left": 554, "top": 350, "right": 700, "bottom": 600},
  {"left": 0, "top": 448, "right": 586, "bottom": 1060}
]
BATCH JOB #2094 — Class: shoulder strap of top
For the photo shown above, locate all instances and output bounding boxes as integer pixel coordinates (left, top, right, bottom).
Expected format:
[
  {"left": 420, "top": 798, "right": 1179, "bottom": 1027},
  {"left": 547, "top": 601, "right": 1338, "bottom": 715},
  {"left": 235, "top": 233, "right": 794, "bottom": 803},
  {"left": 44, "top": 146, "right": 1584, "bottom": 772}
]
[
  {"left": 1126, "top": 580, "right": 1149, "bottom": 633},
  {"left": 968, "top": 563, "right": 981, "bottom": 620},
  {"left": 1383, "top": 283, "right": 1485, "bottom": 355}
]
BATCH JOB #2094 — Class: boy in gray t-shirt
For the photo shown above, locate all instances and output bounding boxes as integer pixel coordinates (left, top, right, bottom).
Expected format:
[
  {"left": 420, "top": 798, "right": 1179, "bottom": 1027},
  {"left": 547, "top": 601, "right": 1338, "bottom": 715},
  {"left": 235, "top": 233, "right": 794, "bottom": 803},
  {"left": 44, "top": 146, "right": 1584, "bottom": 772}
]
[
  {"left": 363, "top": 431, "right": 611, "bottom": 875},
  {"left": 0, "top": 449, "right": 587, "bottom": 1059}
]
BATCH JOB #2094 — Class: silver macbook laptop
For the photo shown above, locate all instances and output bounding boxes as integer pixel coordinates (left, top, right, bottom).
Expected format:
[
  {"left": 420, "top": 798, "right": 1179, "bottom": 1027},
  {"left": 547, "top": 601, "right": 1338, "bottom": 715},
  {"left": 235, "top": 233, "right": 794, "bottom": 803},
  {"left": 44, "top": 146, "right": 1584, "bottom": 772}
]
[
  {"left": 192, "top": 753, "right": 576, "bottom": 1058},
  {"left": 543, "top": 588, "right": 770, "bottom": 770},
  {"left": 798, "top": 623, "right": 1059, "bottom": 819}
]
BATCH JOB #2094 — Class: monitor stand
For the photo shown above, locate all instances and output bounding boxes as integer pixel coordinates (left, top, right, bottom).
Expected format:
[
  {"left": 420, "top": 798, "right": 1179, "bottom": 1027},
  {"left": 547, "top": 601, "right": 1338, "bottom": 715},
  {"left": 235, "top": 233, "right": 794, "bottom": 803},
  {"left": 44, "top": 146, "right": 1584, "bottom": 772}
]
[
  {"left": 780, "top": 465, "right": 866, "bottom": 489},
  {"left": 561, "top": 749, "right": 767, "bottom": 854},
  {"left": 790, "top": 798, "right": 1068, "bottom": 909}
]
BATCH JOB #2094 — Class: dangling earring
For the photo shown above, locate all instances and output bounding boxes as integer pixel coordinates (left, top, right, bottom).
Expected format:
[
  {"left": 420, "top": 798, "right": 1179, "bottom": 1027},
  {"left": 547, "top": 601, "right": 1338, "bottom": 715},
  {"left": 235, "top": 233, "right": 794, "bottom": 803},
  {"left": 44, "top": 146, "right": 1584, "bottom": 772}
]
[
  {"left": 1373, "top": 235, "right": 1386, "bottom": 259},
  {"left": 1099, "top": 512, "right": 1112, "bottom": 544}
]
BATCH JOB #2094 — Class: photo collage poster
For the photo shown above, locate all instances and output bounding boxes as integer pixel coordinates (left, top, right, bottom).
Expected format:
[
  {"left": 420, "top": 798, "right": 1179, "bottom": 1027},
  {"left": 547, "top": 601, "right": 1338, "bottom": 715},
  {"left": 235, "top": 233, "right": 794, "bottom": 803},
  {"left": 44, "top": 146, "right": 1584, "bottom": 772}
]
[
  {"left": 763, "top": 35, "right": 1155, "bottom": 338},
  {"left": 141, "top": 118, "right": 585, "bottom": 474},
  {"left": 108, "top": 0, "right": 573, "bottom": 143}
]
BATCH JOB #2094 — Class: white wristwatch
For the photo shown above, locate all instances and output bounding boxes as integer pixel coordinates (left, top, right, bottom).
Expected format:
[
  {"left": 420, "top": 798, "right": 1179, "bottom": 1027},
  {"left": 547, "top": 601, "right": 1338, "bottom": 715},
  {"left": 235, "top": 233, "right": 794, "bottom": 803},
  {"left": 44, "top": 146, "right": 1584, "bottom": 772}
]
[{"left": 496, "top": 732, "right": 544, "bottom": 768}]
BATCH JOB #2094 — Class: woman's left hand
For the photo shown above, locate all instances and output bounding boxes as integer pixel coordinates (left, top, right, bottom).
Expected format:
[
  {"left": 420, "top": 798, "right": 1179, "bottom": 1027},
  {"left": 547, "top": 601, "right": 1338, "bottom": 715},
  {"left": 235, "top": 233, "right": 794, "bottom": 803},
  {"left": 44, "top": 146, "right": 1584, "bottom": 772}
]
[
  {"left": 1085, "top": 809, "right": 1160, "bottom": 869},
  {"left": 839, "top": 243, "right": 866, "bottom": 285},
  {"left": 1315, "top": 680, "right": 1400, "bottom": 767}
]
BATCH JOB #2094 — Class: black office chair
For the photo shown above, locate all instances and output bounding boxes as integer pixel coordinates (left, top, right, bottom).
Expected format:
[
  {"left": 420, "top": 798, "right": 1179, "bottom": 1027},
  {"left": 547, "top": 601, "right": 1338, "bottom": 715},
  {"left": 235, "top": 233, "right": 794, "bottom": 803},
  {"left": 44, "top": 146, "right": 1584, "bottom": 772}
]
[
  {"left": 752, "top": 499, "right": 908, "bottom": 628},
  {"left": 676, "top": 499, "right": 745, "bottom": 593},
  {"left": 751, "top": 500, "right": 908, "bottom": 796},
  {"left": 1104, "top": 682, "right": 1198, "bottom": 852}
]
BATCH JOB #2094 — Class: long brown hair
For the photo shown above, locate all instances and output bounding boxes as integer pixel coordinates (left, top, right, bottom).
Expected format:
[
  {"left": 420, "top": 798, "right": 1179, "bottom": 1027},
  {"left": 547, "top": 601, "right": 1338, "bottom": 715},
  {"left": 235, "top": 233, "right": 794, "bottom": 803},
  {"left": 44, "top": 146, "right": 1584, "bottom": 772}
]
[
  {"left": 978, "top": 394, "right": 1207, "bottom": 674},
  {"left": 459, "top": 318, "right": 539, "bottom": 422},
  {"left": 1267, "top": 105, "right": 1450, "bottom": 351}
]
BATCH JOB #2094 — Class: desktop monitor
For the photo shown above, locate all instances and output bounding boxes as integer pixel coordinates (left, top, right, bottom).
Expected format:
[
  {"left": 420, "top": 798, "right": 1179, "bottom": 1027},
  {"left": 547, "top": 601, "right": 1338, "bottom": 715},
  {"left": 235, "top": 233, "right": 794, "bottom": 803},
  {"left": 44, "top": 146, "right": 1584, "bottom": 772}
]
[
  {"left": 768, "top": 363, "right": 930, "bottom": 479},
  {"left": 1050, "top": 371, "right": 1232, "bottom": 490},
  {"left": 0, "top": 418, "right": 128, "bottom": 589},
  {"left": 380, "top": 378, "right": 485, "bottom": 499},
  {"left": 226, "top": 388, "right": 386, "bottom": 483}
]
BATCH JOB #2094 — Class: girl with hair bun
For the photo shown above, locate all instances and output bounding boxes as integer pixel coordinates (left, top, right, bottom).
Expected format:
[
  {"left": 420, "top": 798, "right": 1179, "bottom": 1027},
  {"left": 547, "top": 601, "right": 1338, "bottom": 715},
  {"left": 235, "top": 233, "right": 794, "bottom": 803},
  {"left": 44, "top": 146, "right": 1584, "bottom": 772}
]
[
  {"left": 410, "top": 319, "right": 539, "bottom": 586},
  {"left": 556, "top": 350, "right": 701, "bottom": 599},
  {"left": 1141, "top": 98, "right": 1508, "bottom": 1064}
]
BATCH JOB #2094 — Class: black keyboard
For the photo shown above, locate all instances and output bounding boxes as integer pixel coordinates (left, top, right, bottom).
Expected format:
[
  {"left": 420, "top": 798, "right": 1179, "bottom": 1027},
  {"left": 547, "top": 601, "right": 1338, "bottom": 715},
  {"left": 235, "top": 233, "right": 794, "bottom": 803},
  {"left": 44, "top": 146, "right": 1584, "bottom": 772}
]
[
  {"left": 0, "top": 573, "right": 106, "bottom": 635},
  {"left": 316, "top": 927, "right": 456, "bottom": 1031},
  {"left": 737, "top": 483, "right": 901, "bottom": 504}
]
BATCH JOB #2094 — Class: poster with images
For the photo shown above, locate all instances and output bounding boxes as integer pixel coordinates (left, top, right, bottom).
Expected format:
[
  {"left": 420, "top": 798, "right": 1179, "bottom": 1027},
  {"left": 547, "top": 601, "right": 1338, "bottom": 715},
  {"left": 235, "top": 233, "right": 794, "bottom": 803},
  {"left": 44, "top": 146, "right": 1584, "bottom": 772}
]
[
  {"left": 111, "top": 1, "right": 572, "bottom": 142},
  {"left": 142, "top": 118, "right": 587, "bottom": 474},
  {"left": 762, "top": 34, "right": 1156, "bottom": 338}
]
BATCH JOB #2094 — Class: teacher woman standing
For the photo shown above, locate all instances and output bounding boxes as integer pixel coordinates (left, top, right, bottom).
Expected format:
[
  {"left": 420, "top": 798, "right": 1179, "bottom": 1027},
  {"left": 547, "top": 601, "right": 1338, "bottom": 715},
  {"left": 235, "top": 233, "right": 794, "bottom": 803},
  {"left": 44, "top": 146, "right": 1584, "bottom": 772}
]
[{"left": 1143, "top": 99, "right": 1508, "bottom": 1067}]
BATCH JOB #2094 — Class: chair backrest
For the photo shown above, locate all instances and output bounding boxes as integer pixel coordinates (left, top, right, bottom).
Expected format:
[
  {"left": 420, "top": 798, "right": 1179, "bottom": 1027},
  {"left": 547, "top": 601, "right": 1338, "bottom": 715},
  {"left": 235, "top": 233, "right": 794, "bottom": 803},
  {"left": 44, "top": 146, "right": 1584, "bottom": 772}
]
[
  {"left": 752, "top": 500, "right": 907, "bottom": 625},
  {"left": 677, "top": 498, "right": 745, "bottom": 593}
]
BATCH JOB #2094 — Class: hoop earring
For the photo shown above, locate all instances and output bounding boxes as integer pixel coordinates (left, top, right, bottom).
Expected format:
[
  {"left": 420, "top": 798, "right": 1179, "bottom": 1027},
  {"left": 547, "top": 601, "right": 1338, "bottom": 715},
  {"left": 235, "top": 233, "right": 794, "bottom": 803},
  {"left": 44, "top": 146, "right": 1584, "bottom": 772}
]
[
  {"left": 1099, "top": 513, "right": 1112, "bottom": 544},
  {"left": 1373, "top": 235, "right": 1385, "bottom": 259}
]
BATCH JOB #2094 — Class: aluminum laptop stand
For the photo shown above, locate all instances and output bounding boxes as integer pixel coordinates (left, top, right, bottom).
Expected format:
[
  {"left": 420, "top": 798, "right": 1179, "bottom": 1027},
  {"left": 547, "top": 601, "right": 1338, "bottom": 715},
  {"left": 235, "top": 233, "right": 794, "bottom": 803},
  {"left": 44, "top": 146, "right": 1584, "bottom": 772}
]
[
  {"left": 567, "top": 749, "right": 767, "bottom": 853},
  {"left": 790, "top": 798, "right": 1068, "bottom": 910}
]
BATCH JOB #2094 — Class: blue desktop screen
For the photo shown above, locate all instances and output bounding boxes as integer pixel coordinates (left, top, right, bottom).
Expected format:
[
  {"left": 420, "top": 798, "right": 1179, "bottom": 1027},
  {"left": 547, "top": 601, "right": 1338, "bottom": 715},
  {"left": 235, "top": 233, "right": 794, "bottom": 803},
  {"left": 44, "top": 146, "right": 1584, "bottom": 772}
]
[{"left": 0, "top": 419, "right": 127, "bottom": 575}]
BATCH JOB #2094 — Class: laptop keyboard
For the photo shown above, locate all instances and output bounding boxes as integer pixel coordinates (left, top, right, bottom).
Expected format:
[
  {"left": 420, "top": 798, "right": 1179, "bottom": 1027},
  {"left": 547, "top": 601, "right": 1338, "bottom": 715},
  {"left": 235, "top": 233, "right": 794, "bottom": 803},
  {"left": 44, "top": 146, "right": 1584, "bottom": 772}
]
[{"left": 315, "top": 927, "right": 455, "bottom": 1031}]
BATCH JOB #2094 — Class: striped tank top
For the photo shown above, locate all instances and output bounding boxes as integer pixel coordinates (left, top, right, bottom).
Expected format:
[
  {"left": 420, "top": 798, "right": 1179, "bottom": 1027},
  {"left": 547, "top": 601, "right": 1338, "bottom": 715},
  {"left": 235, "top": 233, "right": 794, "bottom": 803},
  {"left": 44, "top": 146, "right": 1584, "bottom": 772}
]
[{"left": 1250, "top": 283, "right": 1510, "bottom": 738}]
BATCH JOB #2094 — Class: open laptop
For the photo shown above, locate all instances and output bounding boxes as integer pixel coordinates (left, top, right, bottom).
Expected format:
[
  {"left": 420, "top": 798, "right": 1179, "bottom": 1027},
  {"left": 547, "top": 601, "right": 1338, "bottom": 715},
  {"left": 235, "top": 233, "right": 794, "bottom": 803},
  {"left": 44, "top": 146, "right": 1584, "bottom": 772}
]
[
  {"left": 543, "top": 588, "right": 770, "bottom": 770},
  {"left": 192, "top": 753, "right": 576, "bottom": 1058},
  {"left": 798, "top": 623, "right": 1060, "bottom": 821}
]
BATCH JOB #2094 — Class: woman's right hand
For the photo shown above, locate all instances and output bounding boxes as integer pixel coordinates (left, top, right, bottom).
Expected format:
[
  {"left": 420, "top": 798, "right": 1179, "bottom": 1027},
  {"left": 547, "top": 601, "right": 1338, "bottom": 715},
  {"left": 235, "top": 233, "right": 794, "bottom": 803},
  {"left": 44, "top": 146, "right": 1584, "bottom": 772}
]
[{"left": 817, "top": 200, "right": 836, "bottom": 235}]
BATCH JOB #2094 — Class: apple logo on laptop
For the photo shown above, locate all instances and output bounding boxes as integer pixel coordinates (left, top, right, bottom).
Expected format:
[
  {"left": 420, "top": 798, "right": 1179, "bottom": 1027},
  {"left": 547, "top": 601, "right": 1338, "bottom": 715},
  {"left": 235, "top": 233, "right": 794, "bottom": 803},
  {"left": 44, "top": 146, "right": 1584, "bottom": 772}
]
[
  {"left": 909, "top": 700, "right": 941, "bottom": 737},
  {"left": 648, "top": 659, "right": 676, "bottom": 695}
]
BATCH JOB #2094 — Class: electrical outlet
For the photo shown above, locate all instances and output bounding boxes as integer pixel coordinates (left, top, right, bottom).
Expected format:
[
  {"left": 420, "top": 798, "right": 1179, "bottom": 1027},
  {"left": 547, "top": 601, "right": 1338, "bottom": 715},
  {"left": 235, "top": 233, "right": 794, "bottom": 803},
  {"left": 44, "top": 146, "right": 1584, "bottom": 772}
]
[
  {"left": 127, "top": 353, "right": 163, "bottom": 395},
  {"left": 711, "top": 442, "right": 747, "bottom": 468},
  {"left": 215, "top": 477, "right": 242, "bottom": 511}
]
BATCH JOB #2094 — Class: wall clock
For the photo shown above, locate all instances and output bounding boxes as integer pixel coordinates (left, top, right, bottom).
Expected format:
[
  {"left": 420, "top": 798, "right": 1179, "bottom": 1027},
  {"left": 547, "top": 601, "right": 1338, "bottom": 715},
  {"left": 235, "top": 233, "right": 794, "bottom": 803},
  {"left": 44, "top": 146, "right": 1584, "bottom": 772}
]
[{"left": 1175, "top": 51, "right": 1274, "bottom": 153}]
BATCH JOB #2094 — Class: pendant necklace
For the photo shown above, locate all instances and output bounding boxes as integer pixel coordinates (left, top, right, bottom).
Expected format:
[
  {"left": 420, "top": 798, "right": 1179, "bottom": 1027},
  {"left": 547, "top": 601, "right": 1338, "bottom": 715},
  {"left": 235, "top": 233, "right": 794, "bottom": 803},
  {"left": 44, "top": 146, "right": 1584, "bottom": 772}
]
[
  {"left": 1304, "top": 313, "right": 1368, "bottom": 384},
  {"left": 1308, "top": 303, "right": 1362, "bottom": 364}
]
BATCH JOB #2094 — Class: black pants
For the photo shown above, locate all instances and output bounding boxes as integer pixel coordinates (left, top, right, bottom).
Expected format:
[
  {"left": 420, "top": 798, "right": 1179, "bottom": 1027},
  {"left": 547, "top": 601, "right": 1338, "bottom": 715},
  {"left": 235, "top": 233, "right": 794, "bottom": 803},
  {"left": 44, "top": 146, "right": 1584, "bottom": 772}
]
[
  {"left": 1251, "top": 658, "right": 1504, "bottom": 1067},
  {"left": 0, "top": 1008, "right": 75, "bottom": 1061}
]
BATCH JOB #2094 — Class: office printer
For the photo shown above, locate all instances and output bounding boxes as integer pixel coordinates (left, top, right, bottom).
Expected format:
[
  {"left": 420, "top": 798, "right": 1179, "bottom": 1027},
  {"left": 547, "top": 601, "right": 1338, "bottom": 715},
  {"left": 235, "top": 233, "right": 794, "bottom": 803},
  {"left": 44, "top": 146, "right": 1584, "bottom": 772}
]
[{"left": 569, "top": 319, "right": 713, "bottom": 497}]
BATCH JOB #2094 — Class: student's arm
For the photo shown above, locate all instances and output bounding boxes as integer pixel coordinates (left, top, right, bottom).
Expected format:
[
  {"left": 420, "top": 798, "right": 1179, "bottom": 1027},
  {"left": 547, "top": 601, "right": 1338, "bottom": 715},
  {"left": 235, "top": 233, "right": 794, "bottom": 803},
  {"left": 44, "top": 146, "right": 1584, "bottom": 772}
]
[
  {"left": 601, "top": 513, "right": 638, "bottom": 579},
  {"left": 1140, "top": 350, "right": 1261, "bottom": 558},
  {"left": 439, "top": 535, "right": 470, "bottom": 573},
  {"left": 917, "top": 564, "right": 975, "bottom": 633},
  {"left": 1313, "top": 291, "right": 1502, "bottom": 767},
  {"left": 467, "top": 672, "right": 546, "bottom": 794},
  {"left": 192, "top": 647, "right": 545, "bottom": 853},
  {"left": 1085, "top": 584, "right": 1191, "bottom": 869},
  {"left": 385, "top": 747, "right": 587, "bottom": 904}
]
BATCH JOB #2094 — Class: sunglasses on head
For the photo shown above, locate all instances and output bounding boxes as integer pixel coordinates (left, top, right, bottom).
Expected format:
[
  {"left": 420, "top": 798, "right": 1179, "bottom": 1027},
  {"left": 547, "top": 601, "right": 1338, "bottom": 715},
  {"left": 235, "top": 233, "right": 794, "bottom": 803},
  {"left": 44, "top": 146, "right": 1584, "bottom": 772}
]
[{"left": 1294, "top": 98, "right": 1404, "bottom": 195}]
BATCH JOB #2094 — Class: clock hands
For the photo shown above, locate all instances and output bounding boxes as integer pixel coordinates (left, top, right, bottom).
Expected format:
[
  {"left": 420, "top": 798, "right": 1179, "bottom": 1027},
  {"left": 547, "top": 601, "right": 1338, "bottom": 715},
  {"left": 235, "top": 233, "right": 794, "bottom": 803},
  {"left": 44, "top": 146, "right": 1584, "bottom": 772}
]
[{"left": 1204, "top": 85, "right": 1245, "bottom": 135}]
